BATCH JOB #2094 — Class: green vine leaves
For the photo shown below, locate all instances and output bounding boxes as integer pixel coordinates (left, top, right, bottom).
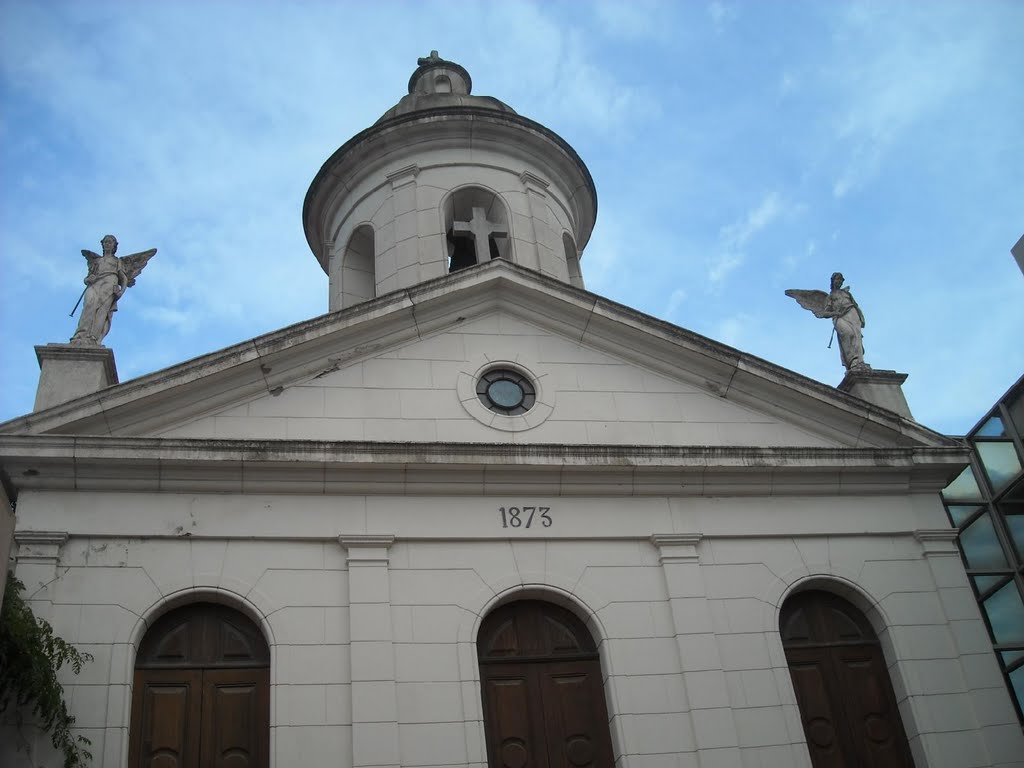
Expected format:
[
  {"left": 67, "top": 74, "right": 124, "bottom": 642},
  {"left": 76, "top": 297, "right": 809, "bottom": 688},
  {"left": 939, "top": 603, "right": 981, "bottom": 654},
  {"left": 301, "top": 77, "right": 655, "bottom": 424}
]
[{"left": 0, "top": 573, "right": 93, "bottom": 768}]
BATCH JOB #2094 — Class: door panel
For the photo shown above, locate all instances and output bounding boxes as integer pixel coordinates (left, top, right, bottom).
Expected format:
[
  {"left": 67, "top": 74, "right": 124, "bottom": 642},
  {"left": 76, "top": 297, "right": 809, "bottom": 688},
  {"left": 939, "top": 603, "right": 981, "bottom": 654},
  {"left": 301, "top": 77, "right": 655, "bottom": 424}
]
[
  {"left": 130, "top": 668, "right": 268, "bottom": 768},
  {"left": 200, "top": 668, "right": 269, "bottom": 768},
  {"left": 481, "top": 664, "right": 549, "bottom": 768},
  {"left": 129, "top": 669, "right": 202, "bottom": 768},
  {"left": 538, "top": 661, "right": 614, "bottom": 768},
  {"left": 784, "top": 649, "right": 851, "bottom": 768},
  {"left": 831, "top": 645, "right": 915, "bottom": 767}
]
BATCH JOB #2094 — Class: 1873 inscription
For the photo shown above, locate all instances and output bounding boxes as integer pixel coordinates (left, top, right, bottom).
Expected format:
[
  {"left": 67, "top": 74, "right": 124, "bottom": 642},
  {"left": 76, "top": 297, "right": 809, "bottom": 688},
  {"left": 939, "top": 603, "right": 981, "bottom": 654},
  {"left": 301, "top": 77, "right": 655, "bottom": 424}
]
[{"left": 499, "top": 506, "right": 552, "bottom": 529}]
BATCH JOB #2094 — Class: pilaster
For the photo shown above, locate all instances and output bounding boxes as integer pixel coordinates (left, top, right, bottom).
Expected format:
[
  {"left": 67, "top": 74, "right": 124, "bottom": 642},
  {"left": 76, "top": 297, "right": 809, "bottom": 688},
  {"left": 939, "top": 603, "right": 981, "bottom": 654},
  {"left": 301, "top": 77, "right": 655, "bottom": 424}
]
[
  {"left": 518, "top": 171, "right": 555, "bottom": 275},
  {"left": 13, "top": 530, "right": 69, "bottom": 620},
  {"left": 651, "top": 534, "right": 742, "bottom": 766},
  {"left": 387, "top": 164, "right": 422, "bottom": 289},
  {"left": 340, "top": 535, "right": 399, "bottom": 768},
  {"left": 0, "top": 482, "right": 13, "bottom": 606}
]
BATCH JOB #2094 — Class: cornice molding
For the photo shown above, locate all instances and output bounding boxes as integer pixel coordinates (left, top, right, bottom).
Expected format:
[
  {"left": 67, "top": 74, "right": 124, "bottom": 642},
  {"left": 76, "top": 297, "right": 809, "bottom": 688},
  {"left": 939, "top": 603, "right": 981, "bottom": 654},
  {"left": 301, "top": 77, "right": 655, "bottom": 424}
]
[
  {"left": 0, "top": 261, "right": 961, "bottom": 453},
  {"left": 0, "top": 435, "right": 968, "bottom": 496}
]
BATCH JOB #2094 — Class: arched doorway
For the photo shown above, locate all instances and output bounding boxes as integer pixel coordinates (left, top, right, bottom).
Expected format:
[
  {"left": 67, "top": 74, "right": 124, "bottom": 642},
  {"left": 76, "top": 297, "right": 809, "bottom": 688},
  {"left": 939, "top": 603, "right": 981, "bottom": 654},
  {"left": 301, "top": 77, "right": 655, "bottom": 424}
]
[
  {"left": 781, "top": 590, "right": 915, "bottom": 767},
  {"left": 340, "top": 224, "right": 376, "bottom": 309},
  {"left": 477, "top": 600, "right": 615, "bottom": 768},
  {"left": 444, "top": 186, "right": 511, "bottom": 272},
  {"left": 128, "top": 602, "right": 270, "bottom": 767}
]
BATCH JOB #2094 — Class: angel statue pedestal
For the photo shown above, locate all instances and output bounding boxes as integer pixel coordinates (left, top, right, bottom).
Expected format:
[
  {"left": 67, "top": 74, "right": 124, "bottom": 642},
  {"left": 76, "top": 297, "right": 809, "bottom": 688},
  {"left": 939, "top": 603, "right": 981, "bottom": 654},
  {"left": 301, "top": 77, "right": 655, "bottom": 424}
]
[
  {"left": 34, "top": 343, "right": 119, "bottom": 412},
  {"left": 838, "top": 368, "right": 913, "bottom": 420},
  {"left": 786, "top": 272, "right": 914, "bottom": 420},
  {"left": 32, "top": 234, "right": 155, "bottom": 412}
]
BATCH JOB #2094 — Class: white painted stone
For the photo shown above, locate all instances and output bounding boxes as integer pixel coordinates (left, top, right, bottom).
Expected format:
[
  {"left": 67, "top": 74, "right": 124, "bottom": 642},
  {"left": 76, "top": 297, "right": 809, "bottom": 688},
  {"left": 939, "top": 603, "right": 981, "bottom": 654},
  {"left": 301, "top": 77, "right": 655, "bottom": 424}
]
[{"left": 5, "top": 52, "right": 1019, "bottom": 768}]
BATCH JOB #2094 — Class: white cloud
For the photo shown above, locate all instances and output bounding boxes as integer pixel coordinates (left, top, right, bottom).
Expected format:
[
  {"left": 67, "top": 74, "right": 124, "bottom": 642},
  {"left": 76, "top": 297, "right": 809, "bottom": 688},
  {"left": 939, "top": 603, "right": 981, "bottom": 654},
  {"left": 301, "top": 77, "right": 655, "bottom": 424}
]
[
  {"left": 708, "top": 192, "right": 788, "bottom": 284},
  {"left": 784, "top": 239, "right": 816, "bottom": 270},
  {"left": 594, "top": 0, "right": 670, "bottom": 41},
  {"left": 579, "top": 212, "right": 625, "bottom": 293},
  {"left": 779, "top": 72, "right": 798, "bottom": 97},
  {"left": 663, "top": 288, "right": 687, "bottom": 318},
  {"left": 481, "top": 3, "right": 660, "bottom": 136},
  {"left": 715, "top": 313, "right": 751, "bottom": 347},
  {"left": 707, "top": 1, "right": 738, "bottom": 31},
  {"left": 826, "top": 3, "right": 990, "bottom": 198},
  {"left": 708, "top": 252, "right": 743, "bottom": 284}
]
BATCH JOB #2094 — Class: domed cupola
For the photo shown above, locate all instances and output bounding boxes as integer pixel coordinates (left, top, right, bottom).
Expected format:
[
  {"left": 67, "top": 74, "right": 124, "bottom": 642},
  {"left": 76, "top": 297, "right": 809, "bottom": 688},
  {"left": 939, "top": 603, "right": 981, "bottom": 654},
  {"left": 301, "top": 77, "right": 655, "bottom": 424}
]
[
  {"left": 303, "top": 51, "right": 597, "bottom": 311},
  {"left": 375, "top": 50, "right": 517, "bottom": 123}
]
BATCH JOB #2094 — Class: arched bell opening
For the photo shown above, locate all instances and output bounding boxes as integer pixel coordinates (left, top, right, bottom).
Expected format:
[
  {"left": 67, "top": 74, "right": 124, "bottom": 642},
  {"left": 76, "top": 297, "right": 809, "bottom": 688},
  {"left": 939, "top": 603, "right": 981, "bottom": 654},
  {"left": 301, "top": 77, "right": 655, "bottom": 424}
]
[
  {"left": 128, "top": 602, "right": 270, "bottom": 767},
  {"left": 780, "top": 589, "right": 914, "bottom": 767},
  {"left": 477, "top": 599, "right": 615, "bottom": 767},
  {"left": 562, "top": 232, "right": 584, "bottom": 289},
  {"left": 341, "top": 223, "right": 376, "bottom": 308},
  {"left": 444, "top": 187, "right": 511, "bottom": 273}
]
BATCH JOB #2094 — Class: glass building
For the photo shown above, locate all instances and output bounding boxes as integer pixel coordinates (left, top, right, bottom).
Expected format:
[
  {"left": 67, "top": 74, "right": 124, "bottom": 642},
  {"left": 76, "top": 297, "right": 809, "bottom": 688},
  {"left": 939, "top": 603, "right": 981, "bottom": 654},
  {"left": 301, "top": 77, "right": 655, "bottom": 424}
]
[{"left": 941, "top": 374, "right": 1024, "bottom": 720}]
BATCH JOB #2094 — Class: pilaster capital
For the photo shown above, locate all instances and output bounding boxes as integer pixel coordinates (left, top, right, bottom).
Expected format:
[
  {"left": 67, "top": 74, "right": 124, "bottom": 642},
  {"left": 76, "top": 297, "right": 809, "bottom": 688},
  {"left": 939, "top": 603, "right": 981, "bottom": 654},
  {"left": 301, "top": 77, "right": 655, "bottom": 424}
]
[
  {"left": 519, "top": 170, "right": 550, "bottom": 194},
  {"left": 914, "top": 528, "right": 960, "bottom": 556},
  {"left": 339, "top": 534, "right": 395, "bottom": 565},
  {"left": 651, "top": 533, "right": 703, "bottom": 563},
  {"left": 386, "top": 164, "right": 420, "bottom": 188},
  {"left": 14, "top": 530, "right": 69, "bottom": 562}
]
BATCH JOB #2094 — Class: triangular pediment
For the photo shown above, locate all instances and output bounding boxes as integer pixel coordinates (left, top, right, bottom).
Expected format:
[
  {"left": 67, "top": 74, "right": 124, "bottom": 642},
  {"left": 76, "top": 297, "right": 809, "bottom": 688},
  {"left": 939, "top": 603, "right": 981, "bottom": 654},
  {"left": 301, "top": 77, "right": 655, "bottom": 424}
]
[
  {"left": 152, "top": 310, "right": 844, "bottom": 448},
  {"left": 0, "top": 261, "right": 954, "bottom": 451}
]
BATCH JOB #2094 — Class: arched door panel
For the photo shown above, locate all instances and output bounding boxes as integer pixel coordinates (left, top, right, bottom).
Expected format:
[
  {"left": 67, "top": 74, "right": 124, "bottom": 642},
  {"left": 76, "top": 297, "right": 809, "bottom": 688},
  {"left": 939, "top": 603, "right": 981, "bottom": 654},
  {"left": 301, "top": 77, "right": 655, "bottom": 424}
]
[
  {"left": 782, "top": 591, "right": 914, "bottom": 768},
  {"left": 129, "top": 603, "right": 269, "bottom": 768},
  {"left": 478, "top": 601, "right": 615, "bottom": 768}
]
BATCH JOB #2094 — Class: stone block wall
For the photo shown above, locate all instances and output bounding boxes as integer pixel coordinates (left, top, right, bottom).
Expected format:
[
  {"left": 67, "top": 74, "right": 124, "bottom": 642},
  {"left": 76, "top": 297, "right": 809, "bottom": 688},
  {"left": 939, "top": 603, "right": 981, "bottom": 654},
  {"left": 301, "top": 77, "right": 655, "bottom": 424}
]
[
  {"left": 3, "top": 490, "right": 1022, "bottom": 767},
  {"left": 155, "top": 313, "right": 841, "bottom": 448}
]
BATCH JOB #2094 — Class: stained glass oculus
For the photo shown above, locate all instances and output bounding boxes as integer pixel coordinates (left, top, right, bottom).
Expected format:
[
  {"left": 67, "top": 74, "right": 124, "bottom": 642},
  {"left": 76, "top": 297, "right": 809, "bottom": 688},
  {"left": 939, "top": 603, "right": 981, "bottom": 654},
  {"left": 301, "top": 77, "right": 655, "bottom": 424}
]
[{"left": 477, "top": 369, "right": 536, "bottom": 415}]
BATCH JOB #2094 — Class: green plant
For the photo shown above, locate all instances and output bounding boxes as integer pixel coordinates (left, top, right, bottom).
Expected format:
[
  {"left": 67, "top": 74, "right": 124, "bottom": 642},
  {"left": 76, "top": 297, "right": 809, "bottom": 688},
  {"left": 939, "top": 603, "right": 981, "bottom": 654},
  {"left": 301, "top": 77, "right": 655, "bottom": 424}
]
[{"left": 0, "top": 572, "right": 92, "bottom": 768}]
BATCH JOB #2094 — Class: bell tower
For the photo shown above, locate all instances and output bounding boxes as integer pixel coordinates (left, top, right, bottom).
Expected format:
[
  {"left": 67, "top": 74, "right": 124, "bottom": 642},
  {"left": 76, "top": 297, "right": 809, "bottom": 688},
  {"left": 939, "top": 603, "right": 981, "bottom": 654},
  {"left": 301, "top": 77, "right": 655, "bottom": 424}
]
[{"left": 303, "top": 51, "right": 597, "bottom": 311}]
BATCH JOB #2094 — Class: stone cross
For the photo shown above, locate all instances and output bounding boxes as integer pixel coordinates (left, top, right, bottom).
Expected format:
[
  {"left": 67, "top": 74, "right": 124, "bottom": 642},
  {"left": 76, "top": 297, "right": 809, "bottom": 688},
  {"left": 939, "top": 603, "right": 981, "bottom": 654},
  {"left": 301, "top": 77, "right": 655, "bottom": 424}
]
[
  {"left": 417, "top": 50, "right": 443, "bottom": 66},
  {"left": 453, "top": 207, "right": 508, "bottom": 264}
]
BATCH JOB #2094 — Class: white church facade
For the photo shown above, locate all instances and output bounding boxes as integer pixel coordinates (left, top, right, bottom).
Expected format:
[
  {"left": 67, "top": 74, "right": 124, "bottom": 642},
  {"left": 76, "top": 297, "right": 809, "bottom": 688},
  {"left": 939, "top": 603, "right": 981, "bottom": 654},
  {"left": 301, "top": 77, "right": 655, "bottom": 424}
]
[{"left": 2, "top": 53, "right": 1022, "bottom": 768}]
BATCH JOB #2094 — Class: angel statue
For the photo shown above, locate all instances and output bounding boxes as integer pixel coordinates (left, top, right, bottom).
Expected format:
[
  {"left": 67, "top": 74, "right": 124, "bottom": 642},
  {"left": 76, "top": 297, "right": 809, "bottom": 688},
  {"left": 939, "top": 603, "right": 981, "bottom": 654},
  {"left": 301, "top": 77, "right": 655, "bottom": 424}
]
[
  {"left": 70, "top": 234, "right": 157, "bottom": 346},
  {"left": 785, "top": 272, "right": 870, "bottom": 372}
]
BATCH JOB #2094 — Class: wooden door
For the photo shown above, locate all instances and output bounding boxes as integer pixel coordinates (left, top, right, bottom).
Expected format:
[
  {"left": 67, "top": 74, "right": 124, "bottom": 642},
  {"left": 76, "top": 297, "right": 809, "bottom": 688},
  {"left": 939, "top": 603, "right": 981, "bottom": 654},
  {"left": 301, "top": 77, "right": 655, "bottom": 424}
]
[
  {"left": 478, "top": 601, "right": 615, "bottom": 768},
  {"left": 781, "top": 591, "right": 915, "bottom": 768},
  {"left": 129, "top": 604, "right": 270, "bottom": 768},
  {"left": 130, "top": 668, "right": 202, "bottom": 767}
]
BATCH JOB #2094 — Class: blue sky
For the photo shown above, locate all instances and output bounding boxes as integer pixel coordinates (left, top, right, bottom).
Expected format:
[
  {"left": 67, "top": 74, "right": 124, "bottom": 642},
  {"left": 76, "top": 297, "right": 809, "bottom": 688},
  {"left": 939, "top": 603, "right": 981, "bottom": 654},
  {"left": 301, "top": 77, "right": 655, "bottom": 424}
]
[{"left": 1, "top": 0, "right": 1021, "bottom": 434}]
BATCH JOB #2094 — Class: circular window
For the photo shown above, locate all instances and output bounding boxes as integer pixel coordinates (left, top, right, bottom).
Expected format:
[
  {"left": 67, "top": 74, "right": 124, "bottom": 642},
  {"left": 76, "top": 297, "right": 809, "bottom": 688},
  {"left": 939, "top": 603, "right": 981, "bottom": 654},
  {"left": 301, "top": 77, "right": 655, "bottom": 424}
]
[{"left": 477, "top": 369, "right": 536, "bottom": 415}]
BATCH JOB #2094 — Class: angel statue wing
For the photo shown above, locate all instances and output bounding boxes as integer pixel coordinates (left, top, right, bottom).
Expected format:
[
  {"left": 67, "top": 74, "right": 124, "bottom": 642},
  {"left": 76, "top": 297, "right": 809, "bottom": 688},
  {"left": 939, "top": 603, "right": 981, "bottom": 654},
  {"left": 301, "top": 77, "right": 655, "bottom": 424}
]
[
  {"left": 119, "top": 248, "right": 158, "bottom": 287},
  {"left": 81, "top": 249, "right": 102, "bottom": 277},
  {"left": 785, "top": 288, "right": 829, "bottom": 319}
]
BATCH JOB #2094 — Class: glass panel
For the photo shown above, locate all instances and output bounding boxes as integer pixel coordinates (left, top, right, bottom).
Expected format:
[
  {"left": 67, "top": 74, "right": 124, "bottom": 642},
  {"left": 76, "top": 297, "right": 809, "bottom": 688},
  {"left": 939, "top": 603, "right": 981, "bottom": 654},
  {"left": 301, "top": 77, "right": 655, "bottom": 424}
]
[
  {"left": 946, "top": 504, "right": 983, "bottom": 527},
  {"left": 960, "top": 513, "right": 1008, "bottom": 569},
  {"left": 1007, "top": 384, "right": 1024, "bottom": 437},
  {"left": 977, "top": 442, "right": 1023, "bottom": 493},
  {"left": 1002, "top": 650, "right": 1024, "bottom": 668},
  {"left": 942, "top": 465, "right": 983, "bottom": 501},
  {"left": 1007, "top": 515, "right": 1024, "bottom": 561},
  {"left": 975, "top": 415, "right": 1008, "bottom": 437},
  {"left": 982, "top": 581, "right": 1024, "bottom": 645},
  {"left": 1010, "top": 664, "right": 1024, "bottom": 715},
  {"left": 973, "top": 574, "right": 1008, "bottom": 595}
]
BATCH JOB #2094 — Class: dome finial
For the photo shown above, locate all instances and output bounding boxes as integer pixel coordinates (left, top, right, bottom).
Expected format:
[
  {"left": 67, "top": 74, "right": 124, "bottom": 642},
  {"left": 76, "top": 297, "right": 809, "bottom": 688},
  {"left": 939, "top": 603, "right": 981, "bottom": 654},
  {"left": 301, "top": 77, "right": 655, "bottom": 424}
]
[
  {"left": 407, "top": 51, "right": 472, "bottom": 96},
  {"left": 417, "top": 50, "right": 443, "bottom": 66}
]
